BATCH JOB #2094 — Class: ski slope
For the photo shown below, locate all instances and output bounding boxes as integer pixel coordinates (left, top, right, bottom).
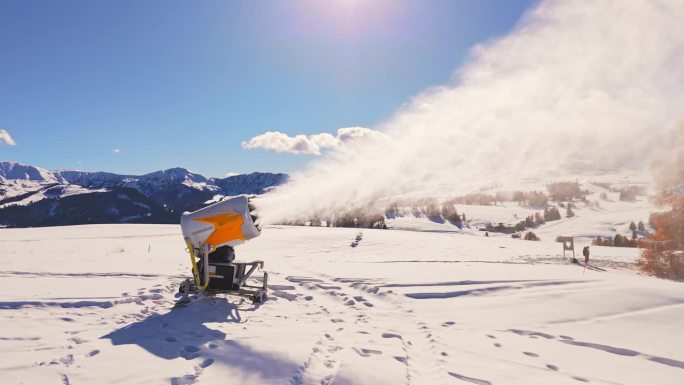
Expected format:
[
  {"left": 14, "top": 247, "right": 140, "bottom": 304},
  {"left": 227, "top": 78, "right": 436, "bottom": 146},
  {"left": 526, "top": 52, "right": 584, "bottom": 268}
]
[{"left": 1, "top": 215, "right": 682, "bottom": 385}]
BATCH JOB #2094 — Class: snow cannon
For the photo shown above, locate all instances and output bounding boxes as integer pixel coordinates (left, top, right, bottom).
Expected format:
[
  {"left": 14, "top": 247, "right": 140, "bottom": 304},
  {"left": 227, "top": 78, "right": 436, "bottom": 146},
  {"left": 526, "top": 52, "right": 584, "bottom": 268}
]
[
  {"left": 178, "top": 195, "right": 267, "bottom": 304},
  {"left": 180, "top": 195, "right": 261, "bottom": 249}
]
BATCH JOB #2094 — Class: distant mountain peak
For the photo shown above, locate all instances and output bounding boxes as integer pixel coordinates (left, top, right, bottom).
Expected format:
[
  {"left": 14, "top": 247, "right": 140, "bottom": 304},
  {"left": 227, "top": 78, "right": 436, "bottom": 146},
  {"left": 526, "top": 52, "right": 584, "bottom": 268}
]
[
  {"left": 0, "top": 161, "right": 288, "bottom": 227},
  {"left": 142, "top": 167, "right": 207, "bottom": 183},
  {"left": 0, "top": 161, "right": 57, "bottom": 182}
]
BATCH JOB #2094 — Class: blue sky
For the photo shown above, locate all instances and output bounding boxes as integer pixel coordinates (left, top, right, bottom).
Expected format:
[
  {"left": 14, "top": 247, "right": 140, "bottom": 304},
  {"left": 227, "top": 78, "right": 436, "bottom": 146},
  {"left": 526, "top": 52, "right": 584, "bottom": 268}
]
[{"left": 0, "top": 0, "right": 536, "bottom": 177}]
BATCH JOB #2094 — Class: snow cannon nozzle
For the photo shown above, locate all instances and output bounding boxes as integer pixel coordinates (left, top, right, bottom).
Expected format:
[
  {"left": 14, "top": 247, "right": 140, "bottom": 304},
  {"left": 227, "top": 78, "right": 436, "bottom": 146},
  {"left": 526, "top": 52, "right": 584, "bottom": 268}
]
[
  {"left": 247, "top": 197, "right": 261, "bottom": 232},
  {"left": 180, "top": 195, "right": 261, "bottom": 251}
]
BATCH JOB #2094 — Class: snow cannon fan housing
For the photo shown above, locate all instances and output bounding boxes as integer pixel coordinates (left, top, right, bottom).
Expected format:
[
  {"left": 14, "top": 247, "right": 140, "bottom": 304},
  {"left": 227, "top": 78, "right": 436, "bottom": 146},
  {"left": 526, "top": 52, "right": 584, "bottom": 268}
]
[{"left": 180, "top": 195, "right": 261, "bottom": 251}]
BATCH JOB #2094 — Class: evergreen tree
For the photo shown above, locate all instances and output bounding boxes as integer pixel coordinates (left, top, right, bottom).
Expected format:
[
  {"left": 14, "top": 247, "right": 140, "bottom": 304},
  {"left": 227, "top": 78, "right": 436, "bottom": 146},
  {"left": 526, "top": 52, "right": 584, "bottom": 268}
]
[
  {"left": 593, "top": 236, "right": 604, "bottom": 246},
  {"left": 545, "top": 207, "right": 562, "bottom": 221},
  {"left": 566, "top": 205, "right": 575, "bottom": 218},
  {"left": 525, "top": 215, "right": 534, "bottom": 227}
]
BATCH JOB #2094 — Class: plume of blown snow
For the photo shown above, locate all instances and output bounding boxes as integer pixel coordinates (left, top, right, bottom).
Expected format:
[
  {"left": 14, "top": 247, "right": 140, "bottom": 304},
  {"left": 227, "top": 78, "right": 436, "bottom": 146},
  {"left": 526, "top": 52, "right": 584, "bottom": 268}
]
[{"left": 256, "top": 0, "right": 684, "bottom": 225}]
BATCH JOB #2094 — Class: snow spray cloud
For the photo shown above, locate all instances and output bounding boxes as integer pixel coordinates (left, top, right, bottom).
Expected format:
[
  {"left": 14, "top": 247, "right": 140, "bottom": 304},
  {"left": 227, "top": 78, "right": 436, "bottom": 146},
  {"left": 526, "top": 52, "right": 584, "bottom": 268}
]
[{"left": 256, "top": 0, "right": 684, "bottom": 224}]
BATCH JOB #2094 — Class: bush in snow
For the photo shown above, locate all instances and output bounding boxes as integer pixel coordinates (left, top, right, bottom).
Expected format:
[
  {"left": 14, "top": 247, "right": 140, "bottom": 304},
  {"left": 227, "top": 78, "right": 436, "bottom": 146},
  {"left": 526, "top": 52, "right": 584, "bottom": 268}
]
[
  {"left": 526, "top": 191, "right": 549, "bottom": 207},
  {"left": 523, "top": 231, "right": 540, "bottom": 241},
  {"left": 640, "top": 211, "right": 684, "bottom": 279},
  {"left": 547, "top": 181, "right": 584, "bottom": 202},
  {"left": 618, "top": 186, "right": 646, "bottom": 201},
  {"left": 441, "top": 203, "right": 462, "bottom": 225},
  {"left": 424, "top": 198, "right": 442, "bottom": 219},
  {"left": 452, "top": 193, "right": 495, "bottom": 206},
  {"left": 638, "top": 125, "right": 684, "bottom": 280},
  {"left": 592, "top": 236, "right": 607, "bottom": 246}
]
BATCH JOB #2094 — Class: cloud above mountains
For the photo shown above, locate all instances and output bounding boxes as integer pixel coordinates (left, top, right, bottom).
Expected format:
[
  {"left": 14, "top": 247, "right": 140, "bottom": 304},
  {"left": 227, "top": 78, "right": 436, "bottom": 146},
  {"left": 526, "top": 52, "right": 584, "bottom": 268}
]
[
  {"left": 241, "top": 127, "right": 384, "bottom": 155},
  {"left": 0, "top": 129, "right": 16, "bottom": 146}
]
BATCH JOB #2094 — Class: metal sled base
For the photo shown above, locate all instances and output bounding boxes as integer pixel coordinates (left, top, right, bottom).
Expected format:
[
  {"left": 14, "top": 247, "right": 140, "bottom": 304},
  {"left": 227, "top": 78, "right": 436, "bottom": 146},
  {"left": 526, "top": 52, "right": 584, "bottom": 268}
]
[{"left": 178, "top": 260, "right": 268, "bottom": 305}]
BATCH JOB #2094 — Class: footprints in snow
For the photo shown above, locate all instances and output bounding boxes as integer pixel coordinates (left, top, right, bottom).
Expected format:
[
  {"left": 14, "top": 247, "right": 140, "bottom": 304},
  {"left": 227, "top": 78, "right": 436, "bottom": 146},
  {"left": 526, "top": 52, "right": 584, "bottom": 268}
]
[
  {"left": 509, "top": 328, "right": 684, "bottom": 371},
  {"left": 38, "top": 340, "right": 102, "bottom": 368},
  {"left": 352, "top": 347, "right": 382, "bottom": 357},
  {"left": 198, "top": 358, "right": 215, "bottom": 369},
  {"left": 448, "top": 371, "right": 492, "bottom": 385},
  {"left": 286, "top": 274, "right": 465, "bottom": 383},
  {"left": 38, "top": 279, "right": 209, "bottom": 383},
  {"left": 168, "top": 341, "right": 220, "bottom": 384},
  {"left": 284, "top": 275, "right": 376, "bottom": 308},
  {"left": 179, "top": 345, "right": 201, "bottom": 360},
  {"left": 342, "top": 295, "right": 374, "bottom": 308},
  {"left": 38, "top": 354, "right": 75, "bottom": 368},
  {"left": 486, "top": 334, "right": 502, "bottom": 348},
  {"left": 483, "top": 332, "right": 570, "bottom": 379},
  {"left": 351, "top": 232, "right": 363, "bottom": 247},
  {"left": 291, "top": 331, "right": 344, "bottom": 385},
  {"left": 284, "top": 274, "right": 397, "bottom": 385},
  {"left": 286, "top": 274, "right": 501, "bottom": 385},
  {"left": 381, "top": 332, "right": 403, "bottom": 340}
]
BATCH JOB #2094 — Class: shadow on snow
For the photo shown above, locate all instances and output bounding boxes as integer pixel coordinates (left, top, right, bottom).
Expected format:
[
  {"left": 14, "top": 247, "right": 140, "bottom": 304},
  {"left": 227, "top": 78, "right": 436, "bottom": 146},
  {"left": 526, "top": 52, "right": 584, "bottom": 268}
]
[{"left": 102, "top": 298, "right": 301, "bottom": 382}]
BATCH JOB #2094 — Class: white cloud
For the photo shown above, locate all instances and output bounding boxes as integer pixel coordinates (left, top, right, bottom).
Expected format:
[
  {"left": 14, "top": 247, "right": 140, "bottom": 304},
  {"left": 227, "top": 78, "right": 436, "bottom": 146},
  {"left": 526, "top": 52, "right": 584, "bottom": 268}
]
[
  {"left": 112, "top": 148, "right": 121, "bottom": 154},
  {"left": 225, "top": 171, "right": 241, "bottom": 177},
  {"left": 241, "top": 131, "right": 327, "bottom": 155},
  {"left": 241, "top": 127, "right": 384, "bottom": 155},
  {"left": 0, "top": 129, "right": 16, "bottom": 146}
]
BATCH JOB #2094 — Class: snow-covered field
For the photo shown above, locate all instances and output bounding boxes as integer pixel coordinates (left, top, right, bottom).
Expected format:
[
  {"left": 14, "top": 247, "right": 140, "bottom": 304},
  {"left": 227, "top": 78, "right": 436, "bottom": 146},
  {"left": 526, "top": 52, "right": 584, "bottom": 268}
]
[{"left": 1, "top": 200, "right": 683, "bottom": 385}]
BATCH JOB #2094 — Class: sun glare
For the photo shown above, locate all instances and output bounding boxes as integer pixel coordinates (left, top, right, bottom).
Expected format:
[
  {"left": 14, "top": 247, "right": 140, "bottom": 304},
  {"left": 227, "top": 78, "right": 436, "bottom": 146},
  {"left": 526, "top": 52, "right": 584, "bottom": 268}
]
[{"left": 286, "top": 0, "right": 407, "bottom": 41}]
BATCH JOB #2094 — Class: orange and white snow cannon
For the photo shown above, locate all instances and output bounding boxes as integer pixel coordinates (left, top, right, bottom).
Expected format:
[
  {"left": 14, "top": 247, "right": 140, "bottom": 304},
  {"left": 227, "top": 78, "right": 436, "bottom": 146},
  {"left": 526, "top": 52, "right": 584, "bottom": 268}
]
[{"left": 177, "top": 195, "right": 267, "bottom": 305}]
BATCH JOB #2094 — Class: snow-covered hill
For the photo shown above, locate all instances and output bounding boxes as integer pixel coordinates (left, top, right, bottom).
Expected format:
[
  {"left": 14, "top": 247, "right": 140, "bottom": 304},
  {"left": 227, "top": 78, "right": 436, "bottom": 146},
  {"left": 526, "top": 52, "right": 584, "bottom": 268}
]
[
  {"left": 0, "top": 223, "right": 681, "bottom": 385},
  {"left": 0, "top": 162, "right": 288, "bottom": 227},
  {"left": 384, "top": 172, "right": 659, "bottom": 243}
]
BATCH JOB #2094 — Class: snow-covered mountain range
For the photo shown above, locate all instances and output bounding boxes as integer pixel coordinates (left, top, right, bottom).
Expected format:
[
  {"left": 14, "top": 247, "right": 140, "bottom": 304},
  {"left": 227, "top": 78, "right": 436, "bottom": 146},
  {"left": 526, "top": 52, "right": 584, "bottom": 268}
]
[{"left": 0, "top": 162, "right": 288, "bottom": 227}]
